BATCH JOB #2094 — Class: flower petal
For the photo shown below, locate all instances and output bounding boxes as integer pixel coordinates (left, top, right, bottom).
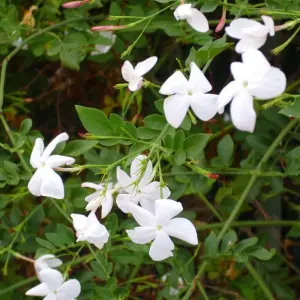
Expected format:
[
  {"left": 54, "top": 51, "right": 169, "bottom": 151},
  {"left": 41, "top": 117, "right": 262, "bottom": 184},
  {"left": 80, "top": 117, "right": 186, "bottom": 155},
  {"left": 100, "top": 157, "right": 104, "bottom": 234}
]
[
  {"left": 190, "top": 93, "right": 218, "bottom": 121},
  {"left": 85, "top": 191, "right": 100, "bottom": 204},
  {"left": 128, "top": 77, "right": 143, "bottom": 92},
  {"left": 39, "top": 269, "right": 64, "bottom": 290},
  {"left": 35, "top": 254, "right": 62, "bottom": 273},
  {"left": 41, "top": 133, "right": 69, "bottom": 160},
  {"left": 155, "top": 199, "right": 183, "bottom": 226},
  {"left": 71, "top": 213, "right": 87, "bottom": 232},
  {"left": 186, "top": 8, "right": 209, "bottom": 33},
  {"left": 149, "top": 230, "right": 174, "bottom": 261},
  {"left": 101, "top": 192, "right": 114, "bottom": 218},
  {"left": 217, "top": 81, "right": 241, "bottom": 113},
  {"left": 116, "top": 194, "right": 132, "bottom": 213},
  {"left": 46, "top": 155, "right": 75, "bottom": 168},
  {"left": 121, "top": 61, "right": 134, "bottom": 83},
  {"left": 235, "top": 35, "right": 267, "bottom": 53},
  {"left": 44, "top": 294, "right": 56, "bottom": 300},
  {"left": 230, "top": 89, "right": 256, "bottom": 133},
  {"left": 85, "top": 211, "right": 110, "bottom": 240},
  {"left": 25, "top": 283, "right": 50, "bottom": 296},
  {"left": 231, "top": 62, "right": 247, "bottom": 81},
  {"left": 159, "top": 71, "right": 188, "bottom": 95},
  {"left": 135, "top": 56, "right": 157, "bottom": 76},
  {"left": 164, "top": 218, "right": 198, "bottom": 245},
  {"left": 57, "top": 279, "right": 81, "bottom": 299},
  {"left": 189, "top": 62, "right": 212, "bottom": 93},
  {"left": 130, "top": 155, "right": 153, "bottom": 186},
  {"left": 82, "top": 182, "right": 103, "bottom": 190},
  {"left": 127, "top": 227, "right": 156, "bottom": 244},
  {"left": 249, "top": 66, "right": 286, "bottom": 100},
  {"left": 242, "top": 49, "right": 270, "bottom": 78},
  {"left": 28, "top": 167, "right": 45, "bottom": 197},
  {"left": 163, "top": 95, "right": 190, "bottom": 128},
  {"left": 174, "top": 4, "right": 192, "bottom": 21},
  {"left": 225, "top": 18, "right": 262, "bottom": 39},
  {"left": 40, "top": 167, "right": 65, "bottom": 199},
  {"left": 117, "top": 166, "right": 134, "bottom": 193},
  {"left": 30, "top": 138, "right": 44, "bottom": 168},
  {"left": 139, "top": 198, "right": 156, "bottom": 214},
  {"left": 141, "top": 181, "right": 171, "bottom": 200},
  {"left": 261, "top": 15, "right": 275, "bottom": 36},
  {"left": 129, "top": 202, "right": 156, "bottom": 227}
]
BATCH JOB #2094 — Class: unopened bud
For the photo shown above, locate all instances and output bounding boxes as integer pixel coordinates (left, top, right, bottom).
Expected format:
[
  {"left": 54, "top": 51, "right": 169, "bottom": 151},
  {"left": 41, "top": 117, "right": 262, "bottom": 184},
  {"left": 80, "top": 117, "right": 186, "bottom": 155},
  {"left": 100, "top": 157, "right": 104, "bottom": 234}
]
[
  {"left": 215, "top": 17, "right": 226, "bottom": 33},
  {"left": 207, "top": 173, "right": 219, "bottom": 179},
  {"left": 62, "top": 0, "right": 90, "bottom": 9},
  {"left": 91, "top": 25, "right": 126, "bottom": 32}
]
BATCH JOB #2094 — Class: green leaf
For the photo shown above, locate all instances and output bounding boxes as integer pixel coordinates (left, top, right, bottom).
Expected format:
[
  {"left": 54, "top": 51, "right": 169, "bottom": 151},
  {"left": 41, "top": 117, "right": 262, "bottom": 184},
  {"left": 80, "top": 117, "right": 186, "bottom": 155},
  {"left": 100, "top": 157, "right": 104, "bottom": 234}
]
[
  {"left": 57, "top": 224, "right": 74, "bottom": 244},
  {"left": 221, "top": 230, "right": 237, "bottom": 253},
  {"left": 106, "top": 213, "right": 118, "bottom": 235},
  {"left": 279, "top": 96, "right": 300, "bottom": 118},
  {"left": 36, "top": 238, "right": 56, "bottom": 250},
  {"left": 173, "top": 130, "right": 185, "bottom": 150},
  {"left": 76, "top": 105, "right": 114, "bottom": 136},
  {"left": 204, "top": 231, "right": 219, "bottom": 257},
  {"left": 144, "top": 114, "right": 167, "bottom": 131},
  {"left": 249, "top": 247, "right": 275, "bottom": 260},
  {"left": 91, "top": 253, "right": 113, "bottom": 280},
  {"left": 201, "top": 0, "right": 218, "bottom": 12},
  {"left": 217, "top": 134, "right": 234, "bottom": 166},
  {"left": 4, "top": 161, "right": 18, "bottom": 176},
  {"left": 184, "top": 133, "right": 211, "bottom": 159},
  {"left": 111, "top": 250, "right": 144, "bottom": 265},
  {"left": 137, "top": 127, "right": 159, "bottom": 140},
  {"left": 20, "top": 119, "right": 32, "bottom": 134},
  {"left": 60, "top": 48, "right": 81, "bottom": 71},
  {"left": 235, "top": 237, "right": 258, "bottom": 252},
  {"left": 46, "top": 39, "right": 62, "bottom": 57},
  {"left": 64, "top": 140, "right": 98, "bottom": 156},
  {"left": 45, "top": 233, "right": 65, "bottom": 248},
  {"left": 173, "top": 149, "right": 186, "bottom": 165}
]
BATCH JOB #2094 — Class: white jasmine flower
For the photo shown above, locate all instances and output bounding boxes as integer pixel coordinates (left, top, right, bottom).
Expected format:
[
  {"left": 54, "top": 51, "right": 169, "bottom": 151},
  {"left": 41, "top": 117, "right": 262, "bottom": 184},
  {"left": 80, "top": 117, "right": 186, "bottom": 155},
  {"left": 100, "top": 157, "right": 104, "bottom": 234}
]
[
  {"left": 26, "top": 269, "right": 81, "bottom": 299},
  {"left": 217, "top": 49, "right": 286, "bottom": 132},
  {"left": 121, "top": 56, "right": 157, "bottom": 92},
  {"left": 116, "top": 155, "right": 170, "bottom": 213},
  {"left": 34, "top": 254, "right": 62, "bottom": 275},
  {"left": 90, "top": 31, "right": 117, "bottom": 56},
  {"left": 127, "top": 199, "right": 198, "bottom": 261},
  {"left": 226, "top": 16, "right": 275, "bottom": 53},
  {"left": 28, "top": 133, "right": 75, "bottom": 199},
  {"left": 81, "top": 182, "right": 115, "bottom": 218},
  {"left": 71, "top": 211, "right": 109, "bottom": 249},
  {"left": 159, "top": 62, "right": 218, "bottom": 128},
  {"left": 174, "top": 4, "right": 209, "bottom": 33}
]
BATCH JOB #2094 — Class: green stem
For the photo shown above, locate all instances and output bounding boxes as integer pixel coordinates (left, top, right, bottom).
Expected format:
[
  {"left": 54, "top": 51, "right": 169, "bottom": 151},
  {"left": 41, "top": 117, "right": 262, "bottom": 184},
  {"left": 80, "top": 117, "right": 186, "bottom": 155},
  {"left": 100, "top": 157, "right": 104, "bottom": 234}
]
[
  {"left": 0, "top": 277, "right": 37, "bottom": 296},
  {"left": 246, "top": 262, "right": 275, "bottom": 300},
  {"left": 50, "top": 198, "right": 72, "bottom": 223},
  {"left": 183, "top": 118, "right": 299, "bottom": 300},
  {"left": 197, "top": 281, "right": 210, "bottom": 300},
  {"left": 198, "top": 193, "right": 223, "bottom": 221}
]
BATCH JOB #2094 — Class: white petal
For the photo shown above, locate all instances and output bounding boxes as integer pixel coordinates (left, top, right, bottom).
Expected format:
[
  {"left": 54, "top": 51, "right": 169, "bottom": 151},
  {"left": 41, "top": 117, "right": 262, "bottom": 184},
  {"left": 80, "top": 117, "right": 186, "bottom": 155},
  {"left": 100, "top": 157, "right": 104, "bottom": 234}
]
[
  {"left": 128, "top": 77, "right": 143, "bottom": 92},
  {"left": 164, "top": 218, "right": 198, "bottom": 245},
  {"left": 231, "top": 62, "right": 247, "bottom": 81},
  {"left": 46, "top": 155, "right": 75, "bottom": 168},
  {"left": 40, "top": 167, "right": 65, "bottom": 199},
  {"left": 116, "top": 194, "right": 132, "bottom": 213},
  {"left": 261, "top": 15, "right": 275, "bottom": 36},
  {"left": 135, "top": 56, "right": 157, "bottom": 76},
  {"left": 149, "top": 230, "right": 174, "bottom": 261},
  {"left": 243, "top": 24, "right": 269, "bottom": 37},
  {"left": 28, "top": 167, "right": 45, "bottom": 197},
  {"left": 71, "top": 214, "right": 87, "bottom": 232},
  {"left": 141, "top": 181, "right": 171, "bottom": 200},
  {"left": 174, "top": 4, "right": 192, "bottom": 20},
  {"left": 139, "top": 198, "right": 156, "bottom": 214},
  {"left": 35, "top": 254, "right": 62, "bottom": 273},
  {"left": 189, "top": 62, "right": 212, "bottom": 93},
  {"left": 85, "top": 211, "right": 109, "bottom": 240},
  {"left": 249, "top": 66, "right": 286, "bottom": 100},
  {"left": 82, "top": 182, "right": 103, "bottom": 190},
  {"left": 130, "top": 155, "right": 153, "bottom": 186},
  {"left": 117, "top": 167, "right": 134, "bottom": 193},
  {"left": 155, "top": 199, "right": 183, "bottom": 226},
  {"left": 44, "top": 294, "right": 56, "bottom": 300},
  {"left": 163, "top": 95, "right": 190, "bottom": 128},
  {"left": 225, "top": 18, "right": 262, "bottom": 39},
  {"left": 101, "top": 192, "right": 113, "bottom": 218},
  {"left": 85, "top": 191, "right": 100, "bottom": 204},
  {"left": 121, "top": 61, "right": 134, "bottom": 83},
  {"left": 129, "top": 202, "right": 156, "bottom": 227},
  {"left": 190, "top": 93, "right": 218, "bottom": 121},
  {"left": 217, "top": 81, "right": 241, "bottom": 113},
  {"left": 230, "top": 89, "right": 256, "bottom": 133},
  {"left": 127, "top": 227, "right": 156, "bottom": 244},
  {"left": 41, "top": 133, "right": 69, "bottom": 160},
  {"left": 57, "top": 279, "right": 81, "bottom": 299},
  {"left": 30, "top": 138, "right": 44, "bottom": 168},
  {"left": 186, "top": 8, "right": 209, "bottom": 33},
  {"left": 39, "top": 269, "right": 64, "bottom": 290},
  {"left": 235, "top": 35, "right": 267, "bottom": 53},
  {"left": 242, "top": 49, "right": 270, "bottom": 78},
  {"left": 159, "top": 71, "right": 188, "bottom": 95},
  {"left": 26, "top": 283, "right": 50, "bottom": 296}
]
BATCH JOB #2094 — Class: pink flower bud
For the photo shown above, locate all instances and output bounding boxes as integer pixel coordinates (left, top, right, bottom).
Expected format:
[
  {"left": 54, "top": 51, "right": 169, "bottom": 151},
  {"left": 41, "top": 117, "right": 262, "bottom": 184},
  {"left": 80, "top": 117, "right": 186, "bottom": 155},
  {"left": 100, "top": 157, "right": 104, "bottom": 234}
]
[
  {"left": 215, "top": 17, "right": 226, "bottom": 33},
  {"left": 207, "top": 173, "right": 219, "bottom": 179},
  {"left": 62, "top": 0, "right": 89, "bottom": 9},
  {"left": 91, "top": 25, "right": 126, "bottom": 32}
]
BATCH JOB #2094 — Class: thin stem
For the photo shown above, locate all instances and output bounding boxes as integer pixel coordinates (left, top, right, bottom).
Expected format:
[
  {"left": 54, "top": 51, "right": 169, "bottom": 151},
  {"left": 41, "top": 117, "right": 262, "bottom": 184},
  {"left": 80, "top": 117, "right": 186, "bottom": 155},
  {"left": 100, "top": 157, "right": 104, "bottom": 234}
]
[
  {"left": 50, "top": 198, "right": 72, "bottom": 223},
  {"left": 0, "top": 277, "right": 37, "bottom": 296},
  {"left": 246, "top": 262, "right": 275, "bottom": 300},
  {"left": 198, "top": 193, "right": 223, "bottom": 221},
  {"left": 197, "top": 281, "right": 210, "bottom": 300}
]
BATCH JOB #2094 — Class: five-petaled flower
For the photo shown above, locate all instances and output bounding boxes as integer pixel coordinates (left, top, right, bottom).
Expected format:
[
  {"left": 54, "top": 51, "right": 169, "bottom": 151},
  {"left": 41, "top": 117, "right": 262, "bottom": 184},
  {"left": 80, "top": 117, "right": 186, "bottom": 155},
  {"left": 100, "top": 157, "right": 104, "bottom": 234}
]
[
  {"left": 116, "top": 155, "right": 170, "bottom": 213},
  {"left": 174, "top": 3, "right": 209, "bottom": 33},
  {"left": 28, "top": 133, "right": 75, "bottom": 199},
  {"left": 71, "top": 211, "right": 109, "bottom": 249},
  {"left": 159, "top": 62, "right": 218, "bottom": 128},
  {"left": 121, "top": 57, "right": 157, "bottom": 92},
  {"left": 226, "top": 16, "right": 275, "bottom": 53},
  {"left": 26, "top": 269, "right": 81, "bottom": 299},
  {"left": 127, "top": 199, "right": 198, "bottom": 261},
  {"left": 217, "top": 49, "right": 286, "bottom": 132},
  {"left": 81, "top": 182, "right": 115, "bottom": 218}
]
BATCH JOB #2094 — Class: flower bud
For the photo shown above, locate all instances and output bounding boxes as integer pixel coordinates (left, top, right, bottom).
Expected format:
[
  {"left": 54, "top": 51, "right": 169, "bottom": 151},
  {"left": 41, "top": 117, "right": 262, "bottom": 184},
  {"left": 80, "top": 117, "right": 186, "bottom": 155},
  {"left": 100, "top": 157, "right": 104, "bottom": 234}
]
[
  {"left": 91, "top": 25, "right": 126, "bottom": 31},
  {"left": 62, "top": 0, "right": 90, "bottom": 9}
]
